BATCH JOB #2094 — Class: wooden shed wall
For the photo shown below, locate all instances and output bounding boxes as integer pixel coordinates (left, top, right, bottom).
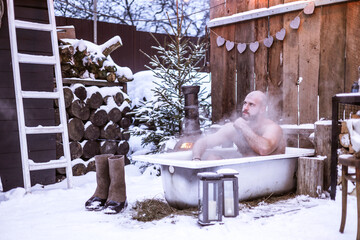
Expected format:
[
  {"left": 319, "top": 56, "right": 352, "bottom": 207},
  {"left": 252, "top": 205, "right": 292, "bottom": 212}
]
[
  {"left": 0, "top": 0, "right": 56, "bottom": 191},
  {"left": 209, "top": 0, "right": 360, "bottom": 124}
]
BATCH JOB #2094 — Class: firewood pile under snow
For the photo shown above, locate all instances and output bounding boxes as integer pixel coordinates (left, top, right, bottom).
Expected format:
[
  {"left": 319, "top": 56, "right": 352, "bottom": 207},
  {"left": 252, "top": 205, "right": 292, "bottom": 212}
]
[
  {"left": 58, "top": 36, "right": 133, "bottom": 83},
  {"left": 55, "top": 84, "right": 132, "bottom": 177}
]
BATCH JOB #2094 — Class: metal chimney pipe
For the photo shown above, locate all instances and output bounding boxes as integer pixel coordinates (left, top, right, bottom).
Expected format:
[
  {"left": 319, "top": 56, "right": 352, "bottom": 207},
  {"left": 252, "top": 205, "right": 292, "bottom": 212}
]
[{"left": 182, "top": 85, "right": 201, "bottom": 136}]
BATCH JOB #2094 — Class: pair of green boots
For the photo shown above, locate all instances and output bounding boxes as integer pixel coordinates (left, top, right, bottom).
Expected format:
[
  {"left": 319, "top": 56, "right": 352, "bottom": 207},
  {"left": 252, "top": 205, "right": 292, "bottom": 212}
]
[{"left": 85, "top": 154, "right": 127, "bottom": 214}]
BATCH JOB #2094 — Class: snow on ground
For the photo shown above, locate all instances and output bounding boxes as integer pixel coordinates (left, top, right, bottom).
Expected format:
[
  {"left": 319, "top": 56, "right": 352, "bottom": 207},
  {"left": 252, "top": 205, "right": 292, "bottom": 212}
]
[
  {"left": 0, "top": 70, "right": 358, "bottom": 239},
  {"left": 0, "top": 166, "right": 358, "bottom": 240}
]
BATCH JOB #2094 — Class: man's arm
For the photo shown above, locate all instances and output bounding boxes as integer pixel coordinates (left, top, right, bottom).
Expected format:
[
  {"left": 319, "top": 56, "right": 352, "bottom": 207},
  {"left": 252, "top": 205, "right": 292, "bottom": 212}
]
[
  {"left": 192, "top": 123, "right": 234, "bottom": 160},
  {"left": 233, "top": 118, "right": 283, "bottom": 156}
]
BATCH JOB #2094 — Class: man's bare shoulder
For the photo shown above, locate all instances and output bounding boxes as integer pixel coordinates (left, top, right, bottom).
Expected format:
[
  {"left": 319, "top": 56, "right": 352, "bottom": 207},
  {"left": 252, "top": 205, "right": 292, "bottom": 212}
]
[{"left": 263, "top": 118, "right": 282, "bottom": 130}]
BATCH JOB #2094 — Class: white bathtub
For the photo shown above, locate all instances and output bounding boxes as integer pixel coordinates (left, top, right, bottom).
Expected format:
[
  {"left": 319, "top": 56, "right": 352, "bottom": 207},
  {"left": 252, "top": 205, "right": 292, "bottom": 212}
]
[{"left": 132, "top": 147, "right": 315, "bottom": 209}]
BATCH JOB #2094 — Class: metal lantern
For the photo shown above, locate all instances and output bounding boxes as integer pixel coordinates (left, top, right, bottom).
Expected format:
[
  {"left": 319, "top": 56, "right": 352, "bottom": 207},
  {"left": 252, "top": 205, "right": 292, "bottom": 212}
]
[
  {"left": 217, "top": 169, "right": 239, "bottom": 217},
  {"left": 197, "top": 172, "right": 223, "bottom": 225}
]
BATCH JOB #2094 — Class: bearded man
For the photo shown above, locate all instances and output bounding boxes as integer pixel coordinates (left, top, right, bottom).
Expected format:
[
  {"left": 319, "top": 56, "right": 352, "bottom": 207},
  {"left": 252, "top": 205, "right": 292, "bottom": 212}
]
[{"left": 192, "top": 90, "right": 285, "bottom": 160}]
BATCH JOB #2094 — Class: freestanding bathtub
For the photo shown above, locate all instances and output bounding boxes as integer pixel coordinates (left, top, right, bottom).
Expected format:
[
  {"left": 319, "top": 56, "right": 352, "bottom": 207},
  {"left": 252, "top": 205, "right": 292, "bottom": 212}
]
[{"left": 132, "top": 147, "right": 315, "bottom": 209}]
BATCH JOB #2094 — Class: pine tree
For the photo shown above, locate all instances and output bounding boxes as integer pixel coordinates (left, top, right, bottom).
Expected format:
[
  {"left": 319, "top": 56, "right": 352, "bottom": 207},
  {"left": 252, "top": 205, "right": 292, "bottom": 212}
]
[{"left": 131, "top": 6, "right": 210, "bottom": 153}]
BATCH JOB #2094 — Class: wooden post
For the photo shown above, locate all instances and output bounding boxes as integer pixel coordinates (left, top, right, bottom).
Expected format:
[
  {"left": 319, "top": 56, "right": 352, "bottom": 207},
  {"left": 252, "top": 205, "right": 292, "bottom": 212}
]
[
  {"left": 297, "top": 156, "right": 325, "bottom": 197},
  {"left": 314, "top": 120, "right": 332, "bottom": 191}
]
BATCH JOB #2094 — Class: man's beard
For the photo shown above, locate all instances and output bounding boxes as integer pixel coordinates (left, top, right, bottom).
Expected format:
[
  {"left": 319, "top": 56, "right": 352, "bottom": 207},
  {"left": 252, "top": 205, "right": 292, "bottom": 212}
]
[{"left": 242, "top": 111, "right": 258, "bottom": 121}]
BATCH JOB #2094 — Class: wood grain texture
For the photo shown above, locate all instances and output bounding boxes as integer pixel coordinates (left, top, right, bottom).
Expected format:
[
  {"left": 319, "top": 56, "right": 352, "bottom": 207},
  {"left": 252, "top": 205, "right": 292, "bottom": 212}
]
[
  {"left": 282, "top": 0, "right": 299, "bottom": 124},
  {"left": 319, "top": 4, "right": 346, "bottom": 120},
  {"left": 235, "top": 0, "right": 256, "bottom": 117},
  {"left": 345, "top": 1, "right": 360, "bottom": 92},
  {"left": 268, "top": 0, "right": 284, "bottom": 122},
  {"left": 297, "top": 156, "right": 324, "bottom": 197},
  {"left": 210, "top": 0, "right": 236, "bottom": 122},
  {"left": 298, "top": 8, "right": 321, "bottom": 124}
]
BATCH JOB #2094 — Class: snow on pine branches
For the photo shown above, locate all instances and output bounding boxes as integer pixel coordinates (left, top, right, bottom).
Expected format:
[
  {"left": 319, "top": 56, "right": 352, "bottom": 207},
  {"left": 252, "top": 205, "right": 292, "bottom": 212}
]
[{"left": 130, "top": 15, "right": 211, "bottom": 153}]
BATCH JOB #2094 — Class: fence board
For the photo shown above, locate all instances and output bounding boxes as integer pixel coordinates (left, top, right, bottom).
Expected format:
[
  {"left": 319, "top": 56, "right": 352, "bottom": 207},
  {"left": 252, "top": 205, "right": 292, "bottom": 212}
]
[
  {"left": 254, "top": 0, "right": 268, "bottom": 93},
  {"left": 319, "top": 4, "right": 346, "bottom": 120},
  {"left": 298, "top": 8, "right": 321, "bottom": 124},
  {"left": 268, "top": 0, "right": 284, "bottom": 122},
  {"left": 210, "top": 0, "right": 236, "bottom": 122},
  {"left": 345, "top": 1, "right": 360, "bottom": 92},
  {"left": 282, "top": 0, "right": 299, "bottom": 124},
  {"left": 235, "top": 0, "right": 256, "bottom": 115}
]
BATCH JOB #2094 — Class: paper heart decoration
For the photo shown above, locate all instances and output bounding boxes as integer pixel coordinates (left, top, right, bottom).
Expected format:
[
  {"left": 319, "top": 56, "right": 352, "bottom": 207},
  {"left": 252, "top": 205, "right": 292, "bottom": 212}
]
[
  {"left": 304, "top": 1, "right": 315, "bottom": 15},
  {"left": 216, "top": 36, "right": 225, "bottom": 47},
  {"left": 226, "top": 40, "right": 235, "bottom": 51},
  {"left": 290, "top": 16, "right": 300, "bottom": 29},
  {"left": 237, "top": 43, "right": 246, "bottom": 54},
  {"left": 263, "top": 36, "right": 274, "bottom": 48},
  {"left": 249, "top": 42, "right": 259, "bottom": 53},
  {"left": 276, "top": 28, "right": 286, "bottom": 41}
]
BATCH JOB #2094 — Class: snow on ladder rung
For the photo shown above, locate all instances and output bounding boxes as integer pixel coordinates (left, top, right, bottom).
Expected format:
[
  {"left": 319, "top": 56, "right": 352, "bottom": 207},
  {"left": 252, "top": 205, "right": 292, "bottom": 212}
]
[
  {"left": 25, "top": 125, "right": 64, "bottom": 134},
  {"left": 28, "top": 159, "right": 69, "bottom": 171},
  {"left": 22, "top": 91, "right": 60, "bottom": 99},
  {"left": 18, "top": 53, "right": 56, "bottom": 65},
  {"left": 14, "top": 20, "right": 53, "bottom": 31}
]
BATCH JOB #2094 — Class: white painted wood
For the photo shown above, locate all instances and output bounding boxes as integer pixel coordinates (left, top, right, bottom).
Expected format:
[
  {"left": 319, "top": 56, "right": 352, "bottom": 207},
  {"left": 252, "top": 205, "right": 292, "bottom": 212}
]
[
  {"left": 28, "top": 159, "right": 68, "bottom": 171},
  {"left": 22, "top": 91, "right": 60, "bottom": 99},
  {"left": 15, "top": 20, "right": 53, "bottom": 31},
  {"left": 47, "top": 0, "right": 73, "bottom": 190},
  {"left": 207, "top": 0, "right": 355, "bottom": 28},
  {"left": 25, "top": 126, "right": 64, "bottom": 134},
  {"left": 18, "top": 53, "right": 57, "bottom": 65},
  {"left": 7, "top": 0, "right": 73, "bottom": 193}
]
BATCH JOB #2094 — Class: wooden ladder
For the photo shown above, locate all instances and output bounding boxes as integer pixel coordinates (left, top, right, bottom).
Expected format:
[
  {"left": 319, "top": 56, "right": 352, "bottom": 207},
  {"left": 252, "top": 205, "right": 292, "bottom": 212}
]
[{"left": 6, "top": 0, "right": 73, "bottom": 192}]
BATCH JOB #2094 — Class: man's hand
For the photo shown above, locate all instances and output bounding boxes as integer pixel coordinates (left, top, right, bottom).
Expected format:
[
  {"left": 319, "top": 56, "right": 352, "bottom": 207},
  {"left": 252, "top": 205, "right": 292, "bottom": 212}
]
[{"left": 233, "top": 117, "right": 248, "bottom": 131}]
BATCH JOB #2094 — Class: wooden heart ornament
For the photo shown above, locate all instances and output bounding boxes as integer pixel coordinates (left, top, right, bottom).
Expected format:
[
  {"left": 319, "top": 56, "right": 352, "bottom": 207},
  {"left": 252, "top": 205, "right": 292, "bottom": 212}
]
[
  {"left": 290, "top": 16, "right": 300, "bottom": 29},
  {"left": 304, "top": 1, "right": 315, "bottom": 15},
  {"left": 216, "top": 36, "right": 225, "bottom": 47},
  {"left": 226, "top": 40, "right": 235, "bottom": 51},
  {"left": 249, "top": 41, "right": 259, "bottom": 53},
  {"left": 263, "top": 36, "right": 274, "bottom": 48},
  {"left": 276, "top": 28, "right": 286, "bottom": 41},
  {"left": 237, "top": 43, "right": 246, "bottom": 54}
]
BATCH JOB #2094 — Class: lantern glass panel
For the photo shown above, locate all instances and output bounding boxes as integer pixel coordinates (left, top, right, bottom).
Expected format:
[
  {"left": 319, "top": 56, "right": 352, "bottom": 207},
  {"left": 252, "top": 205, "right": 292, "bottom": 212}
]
[
  {"left": 207, "top": 182, "right": 218, "bottom": 220},
  {"left": 223, "top": 180, "right": 235, "bottom": 217},
  {"left": 198, "top": 180, "right": 204, "bottom": 222}
]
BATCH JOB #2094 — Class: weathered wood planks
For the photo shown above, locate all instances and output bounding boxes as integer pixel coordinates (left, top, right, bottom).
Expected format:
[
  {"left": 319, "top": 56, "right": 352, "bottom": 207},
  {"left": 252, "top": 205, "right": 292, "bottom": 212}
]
[
  {"left": 319, "top": 4, "right": 346, "bottom": 120},
  {"left": 209, "top": 0, "right": 359, "bottom": 125}
]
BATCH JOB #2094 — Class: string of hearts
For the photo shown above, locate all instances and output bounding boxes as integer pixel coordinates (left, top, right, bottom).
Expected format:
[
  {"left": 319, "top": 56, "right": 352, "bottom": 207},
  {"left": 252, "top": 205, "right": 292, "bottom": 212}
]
[{"left": 212, "top": 1, "right": 315, "bottom": 54}]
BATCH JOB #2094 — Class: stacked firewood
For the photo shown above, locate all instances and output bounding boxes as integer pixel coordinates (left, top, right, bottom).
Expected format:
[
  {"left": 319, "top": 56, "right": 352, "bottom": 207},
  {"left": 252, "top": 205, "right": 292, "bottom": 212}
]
[
  {"left": 58, "top": 36, "right": 133, "bottom": 83},
  {"left": 339, "top": 121, "right": 360, "bottom": 158},
  {"left": 55, "top": 84, "right": 132, "bottom": 176}
]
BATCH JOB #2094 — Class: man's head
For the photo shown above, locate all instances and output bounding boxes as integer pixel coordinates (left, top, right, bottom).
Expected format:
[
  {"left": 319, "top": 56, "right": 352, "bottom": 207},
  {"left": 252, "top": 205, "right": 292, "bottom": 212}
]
[{"left": 242, "top": 91, "right": 267, "bottom": 121}]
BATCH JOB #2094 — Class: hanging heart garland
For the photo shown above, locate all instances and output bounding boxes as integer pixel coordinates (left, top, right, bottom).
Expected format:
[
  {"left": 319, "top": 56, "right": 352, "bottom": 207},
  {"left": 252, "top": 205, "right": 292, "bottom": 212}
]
[
  {"left": 304, "top": 1, "right": 315, "bottom": 15},
  {"left": 290, "top": 16, "right": 301, "bottom": 29},
  {"left": 276, "top": 28, "right": 286, "bottom": 41},
  {"left": 212, "top": 1, "right": 315, "bottom": 53},
  {"left": 237, "top": 43, "right": 246, "bottom": 54},
  {"left": 226, "top": 41, "right": 235, "bottom": 51},
  {"left": 216, "top": 36, "right": 225, "bottom": 47},
  {"left": 249, "top": 42, "right": 259, "bottom": 53},
  {"left": 264, "top": 36, "right": 274, "bottom": 48}
]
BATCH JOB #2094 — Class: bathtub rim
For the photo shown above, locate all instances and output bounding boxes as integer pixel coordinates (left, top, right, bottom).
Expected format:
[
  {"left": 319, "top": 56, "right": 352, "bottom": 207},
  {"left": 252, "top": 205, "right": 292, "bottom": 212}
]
[{"left": 132, "top": 147, "right": 315, "bottom": 169}]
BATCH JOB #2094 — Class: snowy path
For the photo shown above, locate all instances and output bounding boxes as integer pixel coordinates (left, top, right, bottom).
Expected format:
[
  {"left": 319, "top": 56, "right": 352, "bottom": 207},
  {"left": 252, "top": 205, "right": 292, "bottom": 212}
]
[{"left": 0, "top": 164, "right": 358, "bottom": 240}]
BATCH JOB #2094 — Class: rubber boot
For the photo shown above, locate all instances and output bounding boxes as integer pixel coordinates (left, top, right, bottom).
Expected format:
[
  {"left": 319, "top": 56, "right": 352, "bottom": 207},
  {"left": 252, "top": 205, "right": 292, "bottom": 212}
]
[
  {"left": 103, "top": 155, "right": 127, "bottom": 214},
  {"left": 85, "top": 154, "right": 113, "bottom": 211}
]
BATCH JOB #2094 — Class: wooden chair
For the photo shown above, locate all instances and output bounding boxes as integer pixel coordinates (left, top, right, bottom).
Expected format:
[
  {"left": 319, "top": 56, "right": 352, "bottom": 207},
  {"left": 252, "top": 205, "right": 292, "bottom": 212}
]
[{"left": 338, "top": 155, "right": 360, "bottom": 240}]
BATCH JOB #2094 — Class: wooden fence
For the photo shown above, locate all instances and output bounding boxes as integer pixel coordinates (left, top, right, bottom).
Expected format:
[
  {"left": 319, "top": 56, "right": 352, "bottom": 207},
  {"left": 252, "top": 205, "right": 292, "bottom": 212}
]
[
  {"left": 209, "top": 0, "right": 360, "bottom": 124},
  {"left": 55, "top": 16, "right": 207, "bottom": 74}
]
